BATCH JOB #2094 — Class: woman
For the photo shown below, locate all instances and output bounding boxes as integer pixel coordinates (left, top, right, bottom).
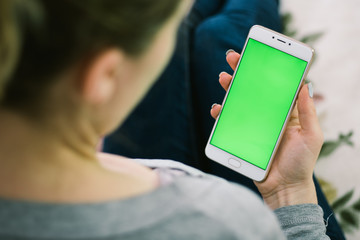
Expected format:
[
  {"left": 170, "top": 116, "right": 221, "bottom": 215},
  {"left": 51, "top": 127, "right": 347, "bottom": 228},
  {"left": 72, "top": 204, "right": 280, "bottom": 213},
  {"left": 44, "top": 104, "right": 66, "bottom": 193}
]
[{"left": 0, "top": 0, "right": 328, "bottom": 239}]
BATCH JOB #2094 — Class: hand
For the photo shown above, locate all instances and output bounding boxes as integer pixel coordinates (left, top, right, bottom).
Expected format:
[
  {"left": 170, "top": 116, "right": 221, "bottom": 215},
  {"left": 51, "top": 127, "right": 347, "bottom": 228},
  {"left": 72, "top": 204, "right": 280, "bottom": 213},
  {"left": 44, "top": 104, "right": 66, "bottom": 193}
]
[{"left": 211, "top": 50, "right": 324, "bottom": 209}]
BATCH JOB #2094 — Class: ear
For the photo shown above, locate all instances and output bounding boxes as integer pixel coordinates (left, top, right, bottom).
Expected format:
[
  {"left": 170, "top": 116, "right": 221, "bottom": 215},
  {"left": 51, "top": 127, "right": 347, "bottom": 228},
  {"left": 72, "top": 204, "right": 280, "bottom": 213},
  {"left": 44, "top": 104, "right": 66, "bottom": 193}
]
[{"left": 81, "top": 49, "right": 124, "bottom": 105}]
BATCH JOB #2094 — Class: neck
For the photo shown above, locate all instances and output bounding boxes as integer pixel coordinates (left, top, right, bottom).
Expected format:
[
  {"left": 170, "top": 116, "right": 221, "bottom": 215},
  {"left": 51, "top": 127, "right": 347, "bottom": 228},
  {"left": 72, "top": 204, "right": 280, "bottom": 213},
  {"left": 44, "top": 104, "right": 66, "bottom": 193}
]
[
  {"left": 0, "top": 109, "right": 158, "bottom": 203},
  {"left": 0, "top": 109, "right": 99, "bottom": 167}
]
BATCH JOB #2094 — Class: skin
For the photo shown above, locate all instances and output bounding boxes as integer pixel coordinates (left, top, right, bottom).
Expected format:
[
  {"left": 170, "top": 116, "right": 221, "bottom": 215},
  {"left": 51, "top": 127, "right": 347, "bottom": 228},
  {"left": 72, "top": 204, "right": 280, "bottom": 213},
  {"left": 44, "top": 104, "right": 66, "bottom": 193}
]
[{"left": 212, "top": 51, "right": 323, "bottom": 209}]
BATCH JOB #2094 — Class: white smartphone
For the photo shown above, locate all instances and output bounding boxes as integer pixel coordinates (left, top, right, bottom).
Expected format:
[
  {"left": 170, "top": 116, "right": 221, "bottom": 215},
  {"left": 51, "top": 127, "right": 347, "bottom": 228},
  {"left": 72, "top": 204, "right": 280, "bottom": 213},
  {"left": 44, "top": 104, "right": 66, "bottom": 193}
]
[{"left": 205, "top": 25, "right": 314, "bottom": 181}]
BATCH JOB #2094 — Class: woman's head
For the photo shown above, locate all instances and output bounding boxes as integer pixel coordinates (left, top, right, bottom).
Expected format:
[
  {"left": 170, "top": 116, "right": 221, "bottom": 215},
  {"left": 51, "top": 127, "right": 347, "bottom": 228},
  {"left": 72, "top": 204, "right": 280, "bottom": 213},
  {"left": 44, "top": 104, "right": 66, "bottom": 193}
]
[{"left": 0, "top": 0, "right": 190, "bottom": 135}]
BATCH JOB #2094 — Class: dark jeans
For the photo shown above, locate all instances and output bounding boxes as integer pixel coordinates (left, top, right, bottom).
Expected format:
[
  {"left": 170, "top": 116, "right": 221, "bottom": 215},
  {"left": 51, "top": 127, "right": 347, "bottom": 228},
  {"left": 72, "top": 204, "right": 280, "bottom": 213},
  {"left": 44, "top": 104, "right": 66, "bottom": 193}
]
[{"left": 104, "top": 0, "right": 345, "bottom": 239}]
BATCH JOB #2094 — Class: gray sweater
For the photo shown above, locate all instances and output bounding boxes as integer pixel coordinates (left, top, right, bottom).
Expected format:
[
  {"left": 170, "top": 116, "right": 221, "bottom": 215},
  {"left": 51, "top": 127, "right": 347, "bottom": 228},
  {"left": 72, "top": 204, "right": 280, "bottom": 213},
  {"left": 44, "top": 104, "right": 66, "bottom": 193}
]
[{"left": 0, "top": 159, "right": 329, "bottom": 239}]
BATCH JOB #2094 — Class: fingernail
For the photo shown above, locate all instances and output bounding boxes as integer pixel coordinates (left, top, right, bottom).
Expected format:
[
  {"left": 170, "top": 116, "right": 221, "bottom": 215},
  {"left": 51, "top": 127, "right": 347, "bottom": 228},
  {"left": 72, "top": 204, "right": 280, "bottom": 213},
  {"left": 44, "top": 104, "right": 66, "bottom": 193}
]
[
  {"left": 211, "top": 103, "right": 217, "bottom": 109},
  {"left": 226, "top": 49, "right": 235, "bottom": 56},
  {"left": 219, "top": 71, "right": 226, "bottom": 77},
  {"left": 308, "top": 83, "right": 313, "bottom": 98}
]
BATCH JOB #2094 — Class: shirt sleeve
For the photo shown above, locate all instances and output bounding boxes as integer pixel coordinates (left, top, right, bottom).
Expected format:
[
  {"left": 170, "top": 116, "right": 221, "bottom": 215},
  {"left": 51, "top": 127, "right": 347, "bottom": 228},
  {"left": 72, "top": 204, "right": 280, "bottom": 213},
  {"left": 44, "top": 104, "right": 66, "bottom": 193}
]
[{"left": 274, "top": 204, "right": 330, "bottom": 240}]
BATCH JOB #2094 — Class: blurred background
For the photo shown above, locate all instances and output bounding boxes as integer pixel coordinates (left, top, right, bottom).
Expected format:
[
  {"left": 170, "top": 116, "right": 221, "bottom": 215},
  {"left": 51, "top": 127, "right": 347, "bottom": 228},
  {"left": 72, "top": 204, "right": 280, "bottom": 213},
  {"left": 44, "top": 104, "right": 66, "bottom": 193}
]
[{"left": 281, "top": 0, "right": 360, "bottom": 239}]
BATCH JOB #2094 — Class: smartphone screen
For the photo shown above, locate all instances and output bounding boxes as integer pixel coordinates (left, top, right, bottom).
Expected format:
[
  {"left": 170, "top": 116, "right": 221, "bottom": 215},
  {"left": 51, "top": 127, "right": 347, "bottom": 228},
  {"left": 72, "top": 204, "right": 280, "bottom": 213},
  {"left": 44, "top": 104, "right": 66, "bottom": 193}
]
[{"left": 210, "top": 38, "right": 308, "bottom": 170}]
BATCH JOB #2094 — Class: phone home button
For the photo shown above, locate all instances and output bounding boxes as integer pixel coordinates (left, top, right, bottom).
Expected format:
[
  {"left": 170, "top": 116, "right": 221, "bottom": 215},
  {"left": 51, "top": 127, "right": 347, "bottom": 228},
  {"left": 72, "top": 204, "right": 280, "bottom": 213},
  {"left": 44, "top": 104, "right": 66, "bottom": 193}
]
[{"left": 228, "top": 158, "right": 241, "bottom": 168}]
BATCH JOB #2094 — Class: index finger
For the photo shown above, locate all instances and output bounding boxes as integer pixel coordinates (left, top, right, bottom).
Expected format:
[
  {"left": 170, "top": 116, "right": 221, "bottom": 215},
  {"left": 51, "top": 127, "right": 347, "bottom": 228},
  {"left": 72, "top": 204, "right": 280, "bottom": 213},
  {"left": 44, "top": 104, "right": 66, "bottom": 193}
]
[{"left": 226, "top": 51, "right": 241, "bottom": 71}]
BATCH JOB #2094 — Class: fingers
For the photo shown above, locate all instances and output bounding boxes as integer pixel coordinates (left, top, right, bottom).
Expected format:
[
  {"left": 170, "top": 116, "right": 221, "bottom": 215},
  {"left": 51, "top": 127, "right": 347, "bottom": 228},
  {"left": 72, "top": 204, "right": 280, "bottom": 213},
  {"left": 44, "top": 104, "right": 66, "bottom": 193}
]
[
  {"left": 226, "top": 50, "right": 241, "bottom": 71},
  {"left": 287, "top": 103, "right": 300, "bottom": 127},
  {"left": 297, "top": 83, "right": 322, "bottom": 135},
  {"left": 210, "top": 50, "right": 240, "bottom": 119},
  {"left": 291, "top": 103, "right": 299, "bottom": 119},
  {"left": 210, "top": 104, "right": 222, "bottom": 119},
  {"left": 219, "top": 72, "right": 232, "bottom": 91},
  {"left": 218, "top": 50, "right": 241, "bottom": 91}
]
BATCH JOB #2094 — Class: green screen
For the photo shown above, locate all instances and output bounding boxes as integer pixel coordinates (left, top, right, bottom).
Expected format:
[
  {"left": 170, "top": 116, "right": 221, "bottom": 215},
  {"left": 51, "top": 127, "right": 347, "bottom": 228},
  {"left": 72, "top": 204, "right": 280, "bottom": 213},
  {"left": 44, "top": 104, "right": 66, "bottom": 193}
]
[{"left": 210, "top": 38, "right": 308, "bottom": 170}]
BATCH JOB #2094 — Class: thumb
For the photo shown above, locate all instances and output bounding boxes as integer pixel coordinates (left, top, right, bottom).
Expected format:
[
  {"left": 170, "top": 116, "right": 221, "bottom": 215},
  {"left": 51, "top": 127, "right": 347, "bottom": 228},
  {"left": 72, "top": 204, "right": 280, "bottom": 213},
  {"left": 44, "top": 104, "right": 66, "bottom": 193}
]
[{"left": 297, "top": 83, "right": 320, "bottom": 133}]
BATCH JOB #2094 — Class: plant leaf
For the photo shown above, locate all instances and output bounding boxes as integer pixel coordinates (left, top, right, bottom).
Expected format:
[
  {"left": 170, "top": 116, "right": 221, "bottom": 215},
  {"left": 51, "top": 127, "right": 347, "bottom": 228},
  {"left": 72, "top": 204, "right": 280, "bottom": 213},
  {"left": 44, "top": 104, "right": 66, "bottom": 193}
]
[
  {"left": 320, "top": 141, "right": 340, "bottom": 158},
  {"left": 332, "top": 189, "right": 354, "bottom": 212},
  {"left": 317, "top": 177, "right": 337, "bottom": 204},
  {"left": 281, "top": 13, "right": 292, "bottom": 30},
  {"left": 319, "top": 131, "right": 355, "bottom": 158},
  {"left": 352, "top": 197, "right": 360, "bottom": 211},
  {"left": 285, "top": 30, "right": 297, "bottom": 38},
  {"left": 340, "top": 131, "right": 354, "bottom": 146},
  {"left": 340, "top": 221, "right": 353, "bottom": 234},
  {"left": 300, "top": 32, "right": 324, "bottom": 45},
  {"left": 339, "top": 209, "right": 359, "bottom": 228},
  {"left": 281, "top": 13, "right": 297, "bottom": 37}
]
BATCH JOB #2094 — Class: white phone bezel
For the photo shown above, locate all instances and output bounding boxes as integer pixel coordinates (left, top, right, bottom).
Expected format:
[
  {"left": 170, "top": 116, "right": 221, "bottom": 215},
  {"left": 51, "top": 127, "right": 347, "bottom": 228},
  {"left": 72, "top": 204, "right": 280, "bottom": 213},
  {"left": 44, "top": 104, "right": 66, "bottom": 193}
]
[{"left": 205, "top": 25, "right": 314, "bottom": 182}]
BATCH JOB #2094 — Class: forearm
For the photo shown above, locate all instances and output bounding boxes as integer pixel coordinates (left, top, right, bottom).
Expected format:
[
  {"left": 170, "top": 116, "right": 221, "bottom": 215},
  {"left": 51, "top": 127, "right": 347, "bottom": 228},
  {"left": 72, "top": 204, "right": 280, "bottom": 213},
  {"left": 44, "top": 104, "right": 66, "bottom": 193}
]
[{"left": 262, "top": 182, "right": 318, "bottom": 210}]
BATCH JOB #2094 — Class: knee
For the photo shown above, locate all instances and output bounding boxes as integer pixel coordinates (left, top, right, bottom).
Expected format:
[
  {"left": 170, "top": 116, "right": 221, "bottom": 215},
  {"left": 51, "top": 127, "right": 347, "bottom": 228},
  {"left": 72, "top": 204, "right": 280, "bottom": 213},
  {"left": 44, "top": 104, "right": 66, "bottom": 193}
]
[{"left": 193, "top": 15, "right": 249, "bottom": 53}]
